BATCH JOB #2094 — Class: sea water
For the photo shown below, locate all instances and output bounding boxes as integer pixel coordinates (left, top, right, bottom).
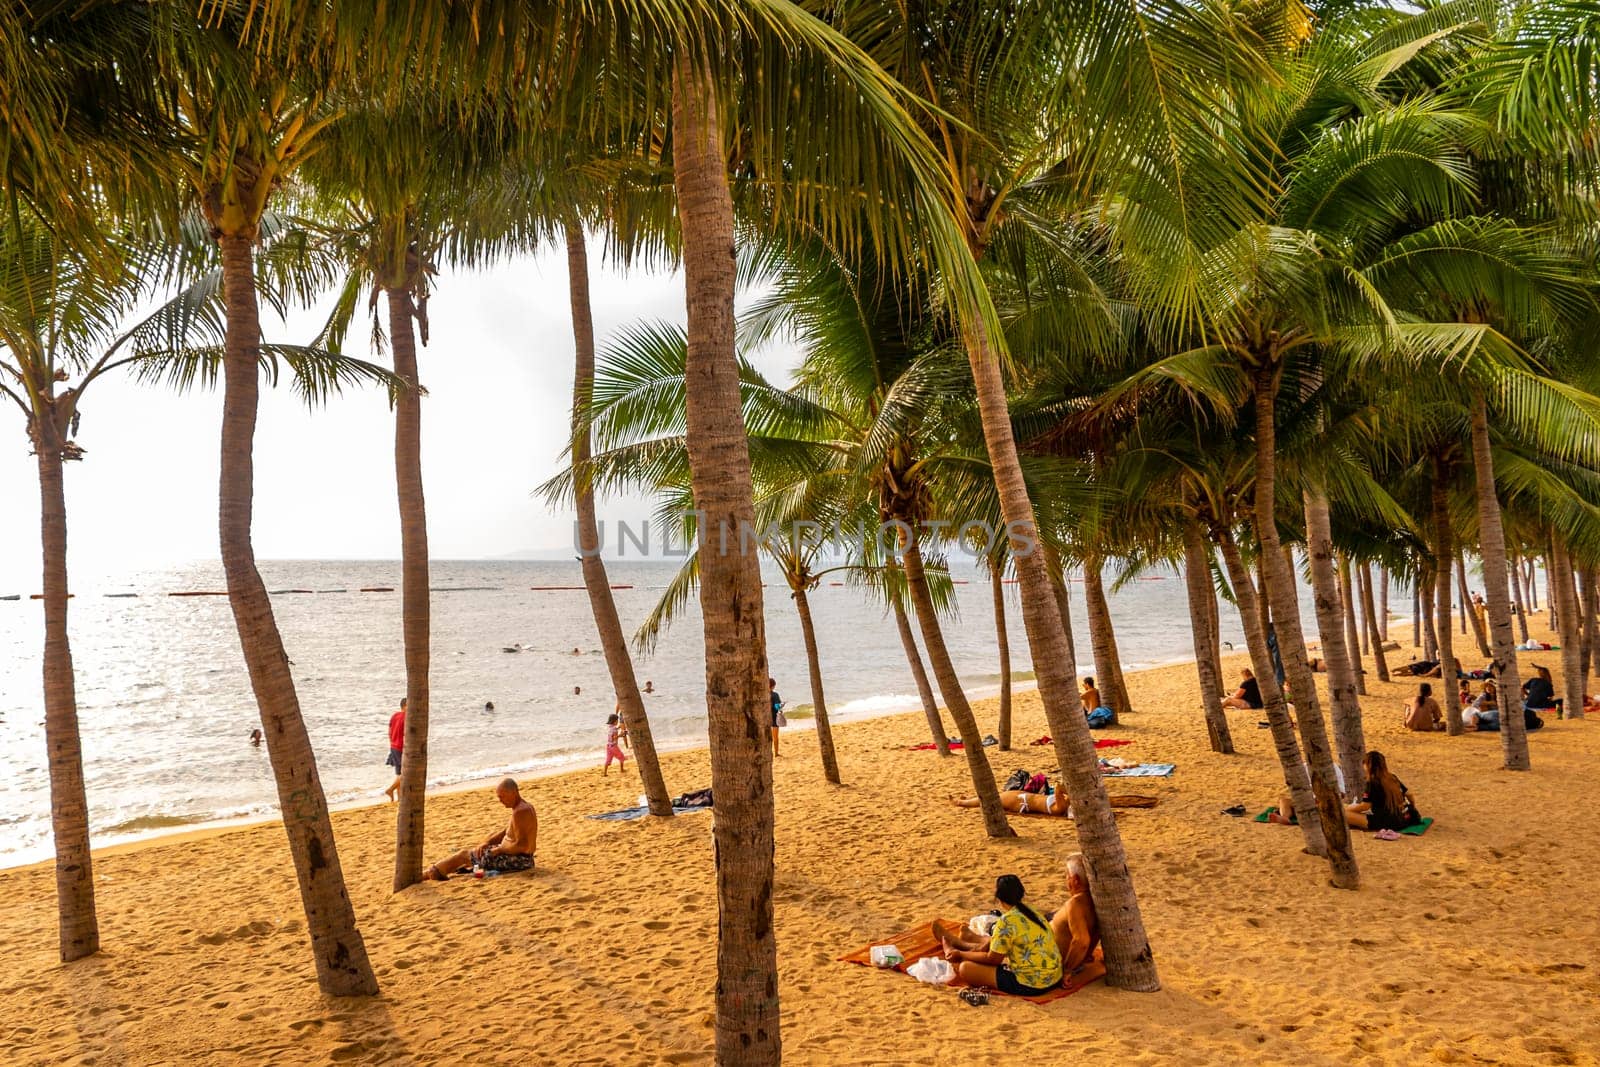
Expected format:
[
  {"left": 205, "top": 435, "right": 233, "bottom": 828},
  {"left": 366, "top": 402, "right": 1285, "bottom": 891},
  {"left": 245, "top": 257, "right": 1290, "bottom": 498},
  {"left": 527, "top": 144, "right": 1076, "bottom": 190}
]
[{"left": 0, "top": 558, "right": 1267, "bottom": 865}]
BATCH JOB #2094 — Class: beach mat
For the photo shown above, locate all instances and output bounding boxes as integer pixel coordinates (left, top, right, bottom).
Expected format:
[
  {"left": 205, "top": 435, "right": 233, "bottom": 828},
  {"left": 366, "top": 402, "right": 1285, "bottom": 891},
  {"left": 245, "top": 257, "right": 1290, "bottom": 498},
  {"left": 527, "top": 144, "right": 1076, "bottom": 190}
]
[
  {"left": 1027, "top": 737, "right": 1132, "bottom": 749},
  {"left": 839, "top": 919, "right": 1105, "bottom": 1005},
  {"left": 587, "top": 804, "right": 712, "bottom": 822},
  {"left": 1103, "top": 763, "right": 1175, "bottom": 778},
  {"left": 1252, "top": 808, "right": 1434, "bottom": 836}
]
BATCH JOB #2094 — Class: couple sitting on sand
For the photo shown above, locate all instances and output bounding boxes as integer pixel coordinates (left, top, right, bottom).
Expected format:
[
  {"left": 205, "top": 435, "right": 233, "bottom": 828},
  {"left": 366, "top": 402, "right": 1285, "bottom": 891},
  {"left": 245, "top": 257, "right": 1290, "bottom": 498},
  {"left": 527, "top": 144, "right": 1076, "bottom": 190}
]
[
  {"left": 935, "top": 859, "right": 1102, "bottom": 997},
  {"left": 1271, "top": 750, "right": 1421, "bottom": 833},
  {"left": 422, "top": 778, "right": 537, "bottom": 881}
]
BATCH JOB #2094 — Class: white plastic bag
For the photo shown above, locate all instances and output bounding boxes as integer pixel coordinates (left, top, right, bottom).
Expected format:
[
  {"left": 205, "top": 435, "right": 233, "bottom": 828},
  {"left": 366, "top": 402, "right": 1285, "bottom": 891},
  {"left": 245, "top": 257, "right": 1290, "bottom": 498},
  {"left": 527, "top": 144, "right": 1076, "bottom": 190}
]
[
  {"left": 869, "top": 944, "right": 904, "bottom": 968},
  {"left": 906, "top": 957, "right": 955, "bottom": 985},
  {"left": 968, "top": 914, "right": 999, "bottom": 937}
]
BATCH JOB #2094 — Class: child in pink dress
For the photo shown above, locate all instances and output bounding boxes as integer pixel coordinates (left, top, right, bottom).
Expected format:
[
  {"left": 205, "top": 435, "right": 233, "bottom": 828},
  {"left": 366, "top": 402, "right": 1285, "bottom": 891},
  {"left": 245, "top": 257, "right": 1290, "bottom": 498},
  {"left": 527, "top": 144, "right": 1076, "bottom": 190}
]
[{"left": 603, "top": 713, "right": 628, "bottom": 775}]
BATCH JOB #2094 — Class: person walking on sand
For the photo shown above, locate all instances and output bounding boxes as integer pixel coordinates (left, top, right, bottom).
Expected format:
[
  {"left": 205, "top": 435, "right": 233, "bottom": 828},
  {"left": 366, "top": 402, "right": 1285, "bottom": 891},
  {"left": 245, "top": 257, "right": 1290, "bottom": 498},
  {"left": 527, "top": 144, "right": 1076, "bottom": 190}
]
[
  {"left": 422, "top": 778, "right": 537, "bottom": 880},
  {"left": 769, "top": 676, "right": 784, "bottom": 757},
  {"left": 603, "top": 712, "right": 629, "bottom": 776},
  {"left": 383, "top": 697, "right": 406, "bottom": 801}
]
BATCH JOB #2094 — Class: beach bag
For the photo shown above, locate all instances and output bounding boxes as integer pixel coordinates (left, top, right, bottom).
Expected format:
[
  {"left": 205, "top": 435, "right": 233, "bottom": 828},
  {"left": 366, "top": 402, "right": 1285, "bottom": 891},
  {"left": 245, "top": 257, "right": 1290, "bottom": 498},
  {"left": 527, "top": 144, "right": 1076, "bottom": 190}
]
[
  {"left": 1003, "top": 769, "right": 1031, "bottom": 792},
  {"left": 906, "top": 957, "right": 955, "bottom": 985},
  {"left": 1024, "top": 773, "right": 1049, "bottom": 794},
  {"left": 775, "top": 709, "right": 788, "bottom": 728},
  {"left": 1086, "top": 706, "right": 1114, "bottom": 728}
]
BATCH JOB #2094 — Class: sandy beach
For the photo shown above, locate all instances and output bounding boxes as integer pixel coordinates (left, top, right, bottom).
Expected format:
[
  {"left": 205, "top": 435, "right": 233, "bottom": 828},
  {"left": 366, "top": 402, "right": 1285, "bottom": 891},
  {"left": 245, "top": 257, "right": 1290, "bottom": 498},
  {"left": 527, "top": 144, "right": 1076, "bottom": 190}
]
[{"left": 2, "top": 632, "right": 1597, "bottom": 1066}]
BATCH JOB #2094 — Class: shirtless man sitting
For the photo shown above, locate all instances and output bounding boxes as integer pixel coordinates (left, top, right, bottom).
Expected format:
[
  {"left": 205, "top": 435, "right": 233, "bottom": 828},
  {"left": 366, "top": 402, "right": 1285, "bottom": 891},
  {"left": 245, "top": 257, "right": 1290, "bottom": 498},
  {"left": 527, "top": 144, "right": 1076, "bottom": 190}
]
[
  {"left": 423, "top": 778, "right": 537, "bottom": 880},
  {"left": 935, "top": 853, "right": 1105, "bottom": 979}
]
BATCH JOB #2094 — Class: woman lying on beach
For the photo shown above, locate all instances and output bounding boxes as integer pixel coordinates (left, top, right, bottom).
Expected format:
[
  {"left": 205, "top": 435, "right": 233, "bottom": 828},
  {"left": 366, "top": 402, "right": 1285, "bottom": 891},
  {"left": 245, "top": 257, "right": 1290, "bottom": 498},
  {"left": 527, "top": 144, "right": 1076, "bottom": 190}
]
[
  {"left": 1346, "top": 750, "right": 1422, "bottom": 833},
  {"left": 951, "top": 781, "right": 1070, "bottom": 816},
  {"left": 935, "top": 874, "right": 1064, "bottom": 996}
]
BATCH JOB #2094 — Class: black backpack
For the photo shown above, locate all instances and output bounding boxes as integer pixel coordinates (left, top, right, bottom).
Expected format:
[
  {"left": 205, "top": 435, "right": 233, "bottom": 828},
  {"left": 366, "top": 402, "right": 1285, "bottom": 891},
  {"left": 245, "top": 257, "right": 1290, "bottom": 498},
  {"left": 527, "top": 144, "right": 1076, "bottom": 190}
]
[{"left": 1002, "top": 769, "right": 1031, "bottom": 792}]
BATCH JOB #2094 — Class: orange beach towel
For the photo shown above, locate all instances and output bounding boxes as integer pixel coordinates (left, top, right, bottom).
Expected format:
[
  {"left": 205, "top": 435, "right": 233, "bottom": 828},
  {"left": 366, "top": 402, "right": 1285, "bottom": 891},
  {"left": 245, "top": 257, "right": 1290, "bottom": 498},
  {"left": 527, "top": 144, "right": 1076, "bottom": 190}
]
[{"left": 839, "top": 919, "right": 1106, "bottom": 1005}]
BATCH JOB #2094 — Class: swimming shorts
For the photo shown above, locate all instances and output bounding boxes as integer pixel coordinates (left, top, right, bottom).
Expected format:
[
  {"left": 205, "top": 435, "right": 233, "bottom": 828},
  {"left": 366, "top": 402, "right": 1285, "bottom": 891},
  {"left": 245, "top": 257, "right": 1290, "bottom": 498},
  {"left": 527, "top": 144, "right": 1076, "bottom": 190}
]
[
  {"left": 995, "top": 964, "right": 1060, "bottom": 997},
  {"left": 469, "top": 849, "right": 534, "bottom": 873}
]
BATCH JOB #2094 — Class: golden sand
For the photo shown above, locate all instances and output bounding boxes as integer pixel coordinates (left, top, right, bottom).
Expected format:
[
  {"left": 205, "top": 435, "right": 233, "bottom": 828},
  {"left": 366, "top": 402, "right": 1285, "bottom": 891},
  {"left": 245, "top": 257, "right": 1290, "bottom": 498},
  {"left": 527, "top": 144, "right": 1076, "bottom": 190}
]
[{"left": 2, "top": 631, "right": 1598, "bottom": 1065}]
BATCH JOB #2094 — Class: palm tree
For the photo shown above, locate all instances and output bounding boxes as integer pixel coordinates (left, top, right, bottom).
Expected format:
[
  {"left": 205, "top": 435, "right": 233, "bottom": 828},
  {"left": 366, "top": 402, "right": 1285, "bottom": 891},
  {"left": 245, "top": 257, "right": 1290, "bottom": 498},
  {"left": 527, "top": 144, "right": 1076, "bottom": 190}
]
[
  {"left": 161, "top": 12, "right": 378, "bottom": 995},
  {"left": 1180, "top": 519, "right": 1235, "bottom": 755},
  {"left": 0, "top": 210, "right": 395, "bottom": 962},
  {"left": 564, "top": 219, "right": 676, "bottom": 811},
  {"left": 986, "top": 553, "right": 1014, "bottom": 750}
]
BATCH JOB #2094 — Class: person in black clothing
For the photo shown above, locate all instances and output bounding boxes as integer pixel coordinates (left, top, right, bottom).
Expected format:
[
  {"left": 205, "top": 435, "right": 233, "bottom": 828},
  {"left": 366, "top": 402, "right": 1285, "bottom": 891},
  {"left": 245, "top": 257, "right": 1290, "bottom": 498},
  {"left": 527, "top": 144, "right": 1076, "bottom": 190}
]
[
  {"left": 1221, "top": 667, "right": 1264, "bottom": 710},
  {"left": 768, "top": 676, "right": 783, "bottom": 757},
  {"left": 1345, "top": 750, "right": 1422, "bottom": 832},
  {"left": 1522, "top": 665, "right": 1563, "bottom": 719}
]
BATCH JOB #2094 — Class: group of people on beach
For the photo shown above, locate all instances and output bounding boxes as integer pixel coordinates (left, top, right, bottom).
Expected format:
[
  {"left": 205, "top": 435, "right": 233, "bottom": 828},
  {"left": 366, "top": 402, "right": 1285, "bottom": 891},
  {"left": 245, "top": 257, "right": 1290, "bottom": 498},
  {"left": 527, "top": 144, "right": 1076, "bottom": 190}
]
[
  {"left": 935, "top": 859, "right": 1102, "bottom": 997},
  {"left": 1399, "top": 664, "right": 1564, "bottom": 734}
]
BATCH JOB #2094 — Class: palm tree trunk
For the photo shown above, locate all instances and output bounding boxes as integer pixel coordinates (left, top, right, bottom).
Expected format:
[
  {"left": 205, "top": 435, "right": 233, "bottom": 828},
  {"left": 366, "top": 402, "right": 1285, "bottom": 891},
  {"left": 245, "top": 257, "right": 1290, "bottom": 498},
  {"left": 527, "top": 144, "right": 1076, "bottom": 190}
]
[
  {"left": 1380, "top": 569, "right": 1389, "bottom": 641},
  {"left": 1578, "top": 568, "right": 1595, "bottom": 688},
  {"left": 792, "top": 585, "right": 841, "bottom": 783},
  {"left": 1468, "top": 392, "right": 1528, "bottom": 766},
  {"left": 891, "top": 586, "right": 947, "bottom": 752},
  {"left": 1413, "top": 580, "right": 1421, "bottom": 650},
  {"left": 34, "top": 427, "right": 98, "bottom": 961},
  {"left": 1548, "top": 548, "right": 1559, "bottom": 631},
  {"left": 1040, "top": 541, "right": 1079, "bottom": 671},
  {"left": 1303, "top": 490, "right": 1364, "bottom": 796},
  {"left": 1420, "top": 561, "right": 1439, "bottom": 661},
  {"left": 1338, "top": 554, "right": 1366, "bottom": 694},
  {"left": 566, "top": 219, "right": 673, "bottom": 817},
  {"left": 1358, "top": 563, "right": 1389, "bottom": 683},
  {"left": 672, "top": 56, "right": 779, "bottom": 1062},
  {"left": 961, "top": 314, "right": 1157, "bottom": 990},
  {"left": 217, "top": 231, "right": 377, "bottom": 996},
  {"left": 1432, "top": 459, "right": 1463, "bottom": 735},
  {"left": 1182, "top": 521, "right": 1233, "bottom": 754},
  {"left": 989, "top": 562, "right": 1013, "bottom": 750},
  {"left": 1255, "top": 551, "right": 1272, "bottom": 640},
  {"left": 1511, "top": 552, "right": 1532, "bottom": 644},
  {"left": 1252, "top": 366, "right": 1358, "bottom": 888},
  {"left": 900, "top": 533, "right": 1011, "bottom": 837},
  {"left": 386, "top": 286, "right": 431, "bottom": 891},
  {"left": 1551, "top": 542, "right": 1585, "bottom": 722},
  {"left": 1083, "top": 553, "right": 1130, "bottom": 720},
  {"left": 1215, "top": 527, "right": 1325, "bottom": 857},
  {"left": 1459, "top": 554, "right": 1490, "bottom": 657},
  {"left": 1527, "top": 557, "right": 1540, "bottom": 611}
]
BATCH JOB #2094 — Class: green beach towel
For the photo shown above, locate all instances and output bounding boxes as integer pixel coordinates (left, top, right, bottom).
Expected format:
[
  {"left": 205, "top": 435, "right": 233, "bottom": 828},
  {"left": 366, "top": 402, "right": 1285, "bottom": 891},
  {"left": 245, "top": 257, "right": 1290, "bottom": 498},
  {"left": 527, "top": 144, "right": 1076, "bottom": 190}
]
[{"left": 1252, "top": 807, "right": 1433, "bottom": 835}]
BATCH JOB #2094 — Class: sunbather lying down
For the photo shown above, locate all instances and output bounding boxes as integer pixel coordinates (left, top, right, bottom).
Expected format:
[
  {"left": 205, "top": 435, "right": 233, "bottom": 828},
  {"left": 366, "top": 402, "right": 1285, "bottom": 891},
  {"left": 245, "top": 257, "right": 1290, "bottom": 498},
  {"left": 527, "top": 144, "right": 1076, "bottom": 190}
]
[
  {"left": 952, "top": 783, "right": 1071, "bottom": 815},
  {"left": 951, "top": 784, "right": 1158, "bottom": 816}
]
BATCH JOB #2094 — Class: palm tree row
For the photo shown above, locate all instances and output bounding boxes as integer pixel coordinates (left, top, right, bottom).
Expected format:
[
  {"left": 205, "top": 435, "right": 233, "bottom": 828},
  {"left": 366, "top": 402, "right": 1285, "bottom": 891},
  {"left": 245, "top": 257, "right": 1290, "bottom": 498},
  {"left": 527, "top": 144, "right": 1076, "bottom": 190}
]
[{"left": 11, "top": 2, "right": 1600, "bottom": 1062}]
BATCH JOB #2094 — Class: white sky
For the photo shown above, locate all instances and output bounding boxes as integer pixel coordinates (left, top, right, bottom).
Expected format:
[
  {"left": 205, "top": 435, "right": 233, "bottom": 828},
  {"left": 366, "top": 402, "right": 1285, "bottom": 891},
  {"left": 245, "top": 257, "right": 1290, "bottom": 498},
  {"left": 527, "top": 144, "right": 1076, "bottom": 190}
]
[{"left": 0, "top": 242, "right": 797, "bottom": 593}]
